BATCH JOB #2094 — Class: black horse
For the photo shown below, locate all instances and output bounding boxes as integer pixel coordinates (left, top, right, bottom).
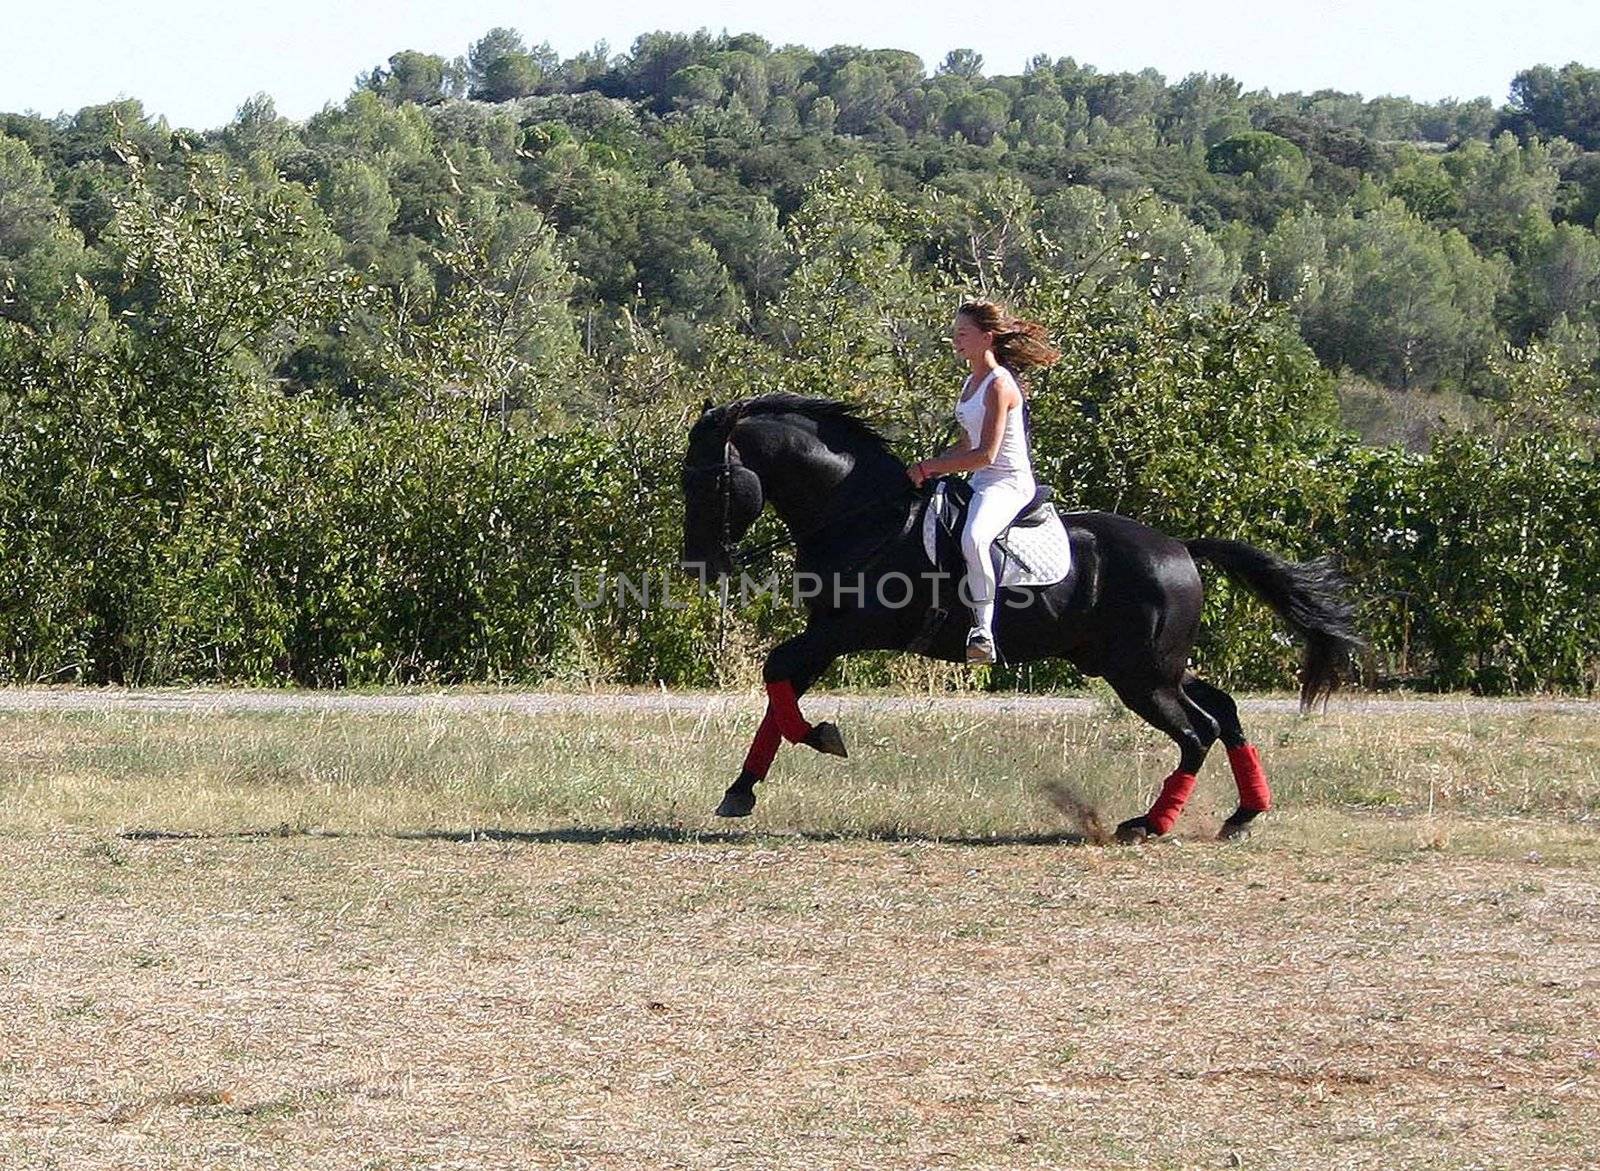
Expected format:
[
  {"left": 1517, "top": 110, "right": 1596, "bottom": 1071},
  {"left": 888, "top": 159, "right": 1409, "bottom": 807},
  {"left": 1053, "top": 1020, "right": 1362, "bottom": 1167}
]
[{"left": 680, "top": 394, "right": 1361, "bottom": 841}]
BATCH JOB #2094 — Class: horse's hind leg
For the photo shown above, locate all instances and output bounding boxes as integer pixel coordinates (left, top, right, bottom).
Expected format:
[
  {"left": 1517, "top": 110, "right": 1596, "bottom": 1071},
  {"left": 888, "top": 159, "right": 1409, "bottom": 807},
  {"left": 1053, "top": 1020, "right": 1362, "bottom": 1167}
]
[
  {"left": 1107, "top": 676, "right": 1219, "bottom": 843},
  {"left": 1183, "top": 675, "right": 1271, "bottom": 840}
]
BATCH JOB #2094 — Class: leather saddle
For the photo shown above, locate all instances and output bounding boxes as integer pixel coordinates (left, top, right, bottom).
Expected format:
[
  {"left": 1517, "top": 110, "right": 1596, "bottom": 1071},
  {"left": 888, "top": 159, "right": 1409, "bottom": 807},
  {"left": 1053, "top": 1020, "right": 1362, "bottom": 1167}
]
[{"left": 924, "top": 475, "right": 1056, "bottom": 581}]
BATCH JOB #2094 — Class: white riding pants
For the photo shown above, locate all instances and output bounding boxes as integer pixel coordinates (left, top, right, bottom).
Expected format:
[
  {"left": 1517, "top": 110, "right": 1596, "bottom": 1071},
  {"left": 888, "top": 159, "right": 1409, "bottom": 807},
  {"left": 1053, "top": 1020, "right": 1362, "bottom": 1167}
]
[{"left": 959, "top": 471, "right": 1036, "bottom": 640}]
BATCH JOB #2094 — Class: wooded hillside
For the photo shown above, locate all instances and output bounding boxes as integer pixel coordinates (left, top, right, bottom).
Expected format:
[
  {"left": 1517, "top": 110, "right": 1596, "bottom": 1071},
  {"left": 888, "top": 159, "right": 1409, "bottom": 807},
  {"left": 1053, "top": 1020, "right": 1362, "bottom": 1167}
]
[{"left": 1, "top": 33, "right": 1596, "bottom": 692}]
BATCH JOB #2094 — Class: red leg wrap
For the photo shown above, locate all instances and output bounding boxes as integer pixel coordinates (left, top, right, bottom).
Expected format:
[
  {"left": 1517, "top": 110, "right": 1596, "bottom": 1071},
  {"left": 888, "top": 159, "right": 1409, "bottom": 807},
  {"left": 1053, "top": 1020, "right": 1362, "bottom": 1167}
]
[
  {"left": 742, "top": 708, "right": 782, "bottom": 778},
  {"left": 765, "top": 680, "right": 813, "bottom": 744},
  {"left": 1226, "top": 743, "right": 1271, "bottom": 813},
  {"left": 1145, "top": 770, "right": 1198, "bottom": 835}
]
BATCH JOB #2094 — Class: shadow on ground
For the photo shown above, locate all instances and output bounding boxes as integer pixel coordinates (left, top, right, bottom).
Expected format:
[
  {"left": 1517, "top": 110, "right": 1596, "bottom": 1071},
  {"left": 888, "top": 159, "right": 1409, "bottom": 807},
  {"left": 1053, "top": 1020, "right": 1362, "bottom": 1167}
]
[{"left": 116, "top": 824, "right": 1095, "bottom": 848}]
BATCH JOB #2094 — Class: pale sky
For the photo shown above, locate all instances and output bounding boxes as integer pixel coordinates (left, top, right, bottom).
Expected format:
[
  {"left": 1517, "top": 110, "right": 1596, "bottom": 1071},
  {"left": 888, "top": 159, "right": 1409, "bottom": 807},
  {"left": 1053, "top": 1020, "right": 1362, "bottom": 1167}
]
[{"left": 2, "top": 0, "right": 1597, "bottom": 129}]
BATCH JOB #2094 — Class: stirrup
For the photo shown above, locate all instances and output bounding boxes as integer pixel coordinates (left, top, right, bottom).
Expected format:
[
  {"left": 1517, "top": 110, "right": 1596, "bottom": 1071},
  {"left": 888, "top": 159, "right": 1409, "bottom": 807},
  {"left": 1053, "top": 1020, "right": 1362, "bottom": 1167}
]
[{"left": 965, "top": 628, "right": 996, "bottom": 665}]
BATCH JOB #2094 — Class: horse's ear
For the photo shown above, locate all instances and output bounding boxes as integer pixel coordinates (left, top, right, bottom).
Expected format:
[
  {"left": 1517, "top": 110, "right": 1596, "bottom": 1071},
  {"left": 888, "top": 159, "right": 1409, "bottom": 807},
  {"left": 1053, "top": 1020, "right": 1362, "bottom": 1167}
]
[{"left": 700, "top": 397, "right": 715, "bottom": 416}]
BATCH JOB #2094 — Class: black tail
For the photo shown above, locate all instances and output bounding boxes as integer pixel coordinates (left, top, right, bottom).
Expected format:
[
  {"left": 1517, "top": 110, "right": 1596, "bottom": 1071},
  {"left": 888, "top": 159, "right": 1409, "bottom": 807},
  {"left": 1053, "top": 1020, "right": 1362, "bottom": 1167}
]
[{"left": 1185, "top": 538, "right": 1364, "bottom": 711}]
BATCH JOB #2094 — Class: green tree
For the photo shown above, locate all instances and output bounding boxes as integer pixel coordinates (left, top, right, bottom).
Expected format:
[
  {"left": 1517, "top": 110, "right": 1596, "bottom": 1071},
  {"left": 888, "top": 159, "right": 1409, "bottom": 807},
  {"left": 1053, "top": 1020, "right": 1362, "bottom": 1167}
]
[
  {"left": 829, "top": 59, "right": 895, "bottom": 135},
  {"left": 1554, "top": 152, "right": 1600, "bottom": 227},
  {"left": 466, "top": 29, "right": 552, "bottom": 101},
  {"left": 318, "top": 158, "right": 398, "bottom": 252},
  {"left": 477, "top": 53, "right": 542, "bottom": 103},
  {"left": 1205, "top": 130, "right": 1305, "bottom": 176},
  {"left": 1161, "top": 73, "right": 1247, "bottom": 150},
  {"left": 762, "top": 168, "right": 949, "bottom": 443},
  {"left": 667, "top": 65, "right": 725, "bottom": 110},
  {"left": 366, "top": 199, "right": 578, "bottom": 423},
  {"left": 1506, "top": 63, "right": 1600, "bottom": 150},
  {"left": 1286, "top": 200, "right": 1508, "bottom": 388},
  {"left": 1507, "top": 217, "right": 1600, "bottom": 338},
  {"left": 944, "top": 89, "right": 1010, "bottom": 145},
  {"left": 1356, "top": 345, "right": 1600, "bottom": 691},
  {"left": 1442, "top": 132, "right": 1565, "bottom": 255},
  {"left": 937, "top": 49, "right": 985, "bottom": 81},
  {"left": 363, "top": 51, "right": 463, "bottom": 106},
  {"left": 1388, "top": 148, "right": 1462, "bottom": 221},
  {"left": 710, "top": 50, "right": 770, "bottom": 118},
  {"left": 805, "top": 95, "right": 838, "bottom": 135},
  {"left": 0, "top": 137, "right": 93, "bottom": 332},
  {"left": 219, "top": 94, "right": 299, "bottom": 174}
]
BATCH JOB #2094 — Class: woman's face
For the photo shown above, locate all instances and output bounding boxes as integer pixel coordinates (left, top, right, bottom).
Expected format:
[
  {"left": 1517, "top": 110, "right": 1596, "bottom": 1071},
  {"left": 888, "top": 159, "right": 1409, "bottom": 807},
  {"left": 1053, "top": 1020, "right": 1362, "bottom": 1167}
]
[{"left": 951, "top": 311, "right": 991, "bottom": 363}]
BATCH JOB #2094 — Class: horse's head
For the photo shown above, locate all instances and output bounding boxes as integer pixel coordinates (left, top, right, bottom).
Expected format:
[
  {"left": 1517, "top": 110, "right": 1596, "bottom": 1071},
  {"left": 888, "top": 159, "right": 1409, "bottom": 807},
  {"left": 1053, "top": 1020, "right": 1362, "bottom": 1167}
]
[{"left": 680, "top": 399, "right": 764, "bottom": 582}]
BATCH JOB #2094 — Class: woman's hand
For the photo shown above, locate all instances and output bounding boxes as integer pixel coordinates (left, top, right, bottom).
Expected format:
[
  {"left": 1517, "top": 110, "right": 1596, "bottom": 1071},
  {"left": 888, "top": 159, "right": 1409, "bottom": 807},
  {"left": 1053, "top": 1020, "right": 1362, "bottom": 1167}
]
[{"left": 907, "top": 460, "right": 932, "bottom": 487}]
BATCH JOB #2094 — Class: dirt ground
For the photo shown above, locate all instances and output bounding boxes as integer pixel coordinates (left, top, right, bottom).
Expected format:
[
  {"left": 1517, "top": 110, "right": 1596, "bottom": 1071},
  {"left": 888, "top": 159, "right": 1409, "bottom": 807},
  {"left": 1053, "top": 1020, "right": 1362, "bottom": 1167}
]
[
  {"left": 3, "top": 830, "right": 1597, "bottom": 1171},
  {"left": 1, "top": 693, "right": 1596, "bottom": 1169}
]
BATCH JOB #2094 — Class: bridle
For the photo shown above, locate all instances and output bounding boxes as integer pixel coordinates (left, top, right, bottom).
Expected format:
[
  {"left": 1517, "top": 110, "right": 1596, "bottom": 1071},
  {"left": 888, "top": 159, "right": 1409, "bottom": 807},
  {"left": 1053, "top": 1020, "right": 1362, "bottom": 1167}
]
[
  {"left": 683, "top": 407, "right": 924, "bottom": 574},
  {"left": 682, "top": 404, "right": 750, "bottom": 568}
]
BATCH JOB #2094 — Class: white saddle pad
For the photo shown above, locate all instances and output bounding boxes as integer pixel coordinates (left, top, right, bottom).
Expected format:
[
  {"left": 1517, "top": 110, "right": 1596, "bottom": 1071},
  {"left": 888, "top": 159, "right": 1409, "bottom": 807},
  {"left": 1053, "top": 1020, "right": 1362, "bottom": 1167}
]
[{"left": 920, "top": 484, "right": 1074, "bottom": 588}]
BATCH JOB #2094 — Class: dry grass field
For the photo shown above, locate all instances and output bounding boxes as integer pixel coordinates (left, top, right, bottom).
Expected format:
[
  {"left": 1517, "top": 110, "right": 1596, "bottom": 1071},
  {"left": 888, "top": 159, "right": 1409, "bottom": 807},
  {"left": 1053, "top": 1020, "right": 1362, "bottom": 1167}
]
[{"left": 1, "top": 692, "right": 1597, "bottom": 1170}]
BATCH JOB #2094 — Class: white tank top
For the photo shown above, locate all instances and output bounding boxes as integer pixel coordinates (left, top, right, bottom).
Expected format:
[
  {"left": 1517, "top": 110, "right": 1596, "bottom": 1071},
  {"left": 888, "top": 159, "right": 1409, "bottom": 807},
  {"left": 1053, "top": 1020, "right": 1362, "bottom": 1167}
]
[{"left": 955, "top": 367, "right": 1033, "bottom": 486}]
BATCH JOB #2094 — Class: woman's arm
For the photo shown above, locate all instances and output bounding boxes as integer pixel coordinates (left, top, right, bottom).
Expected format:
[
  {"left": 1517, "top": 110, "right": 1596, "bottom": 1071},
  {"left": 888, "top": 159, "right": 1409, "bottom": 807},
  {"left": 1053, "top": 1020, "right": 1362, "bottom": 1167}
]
[
  {"left": 907, "top": 441, "right": 973, "bottom": 487},
  {"left": 907, "top": 374, "right": 1019, "bottom": 485}
]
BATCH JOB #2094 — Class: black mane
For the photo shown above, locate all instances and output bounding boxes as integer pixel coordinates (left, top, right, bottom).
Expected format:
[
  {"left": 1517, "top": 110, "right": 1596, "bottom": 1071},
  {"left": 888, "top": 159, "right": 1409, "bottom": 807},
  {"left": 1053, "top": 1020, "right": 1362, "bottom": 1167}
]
[{"left": 694, "top": 394, "right": 895, "bottom": 456}]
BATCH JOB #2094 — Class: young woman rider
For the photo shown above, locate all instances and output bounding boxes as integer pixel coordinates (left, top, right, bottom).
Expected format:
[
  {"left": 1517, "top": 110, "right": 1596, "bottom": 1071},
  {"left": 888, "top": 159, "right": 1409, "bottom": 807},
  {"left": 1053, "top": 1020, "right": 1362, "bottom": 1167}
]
[{"left": 906, "top": 300, "right": 1061, "bottom": 664}]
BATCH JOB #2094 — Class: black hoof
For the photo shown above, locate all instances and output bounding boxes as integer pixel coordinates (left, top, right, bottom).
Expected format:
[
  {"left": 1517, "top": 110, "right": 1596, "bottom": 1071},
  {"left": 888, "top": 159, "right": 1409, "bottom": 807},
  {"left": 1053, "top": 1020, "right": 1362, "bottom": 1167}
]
[
  {"left": 804, "top": 721, "right": 848, "bottom": 758},
  {"left": 1218, "top": 808, "right": 1263, "bottom": 841},
  {"left": 715, "top": 791, "right": 755, "bottom": 818},
  {"left": 714, "top": 770, "right": 759, "bottom": 818},
  {"left": 1115, "top": 815, "right": 1155, "bottom": 844}
]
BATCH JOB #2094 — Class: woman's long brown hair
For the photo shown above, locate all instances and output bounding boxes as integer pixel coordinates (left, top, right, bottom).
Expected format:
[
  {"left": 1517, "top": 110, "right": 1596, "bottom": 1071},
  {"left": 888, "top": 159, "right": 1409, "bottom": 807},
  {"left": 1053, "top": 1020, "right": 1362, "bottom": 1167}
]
[{"left": 958, "top": 299, "right": 1061, "bottom": 373}]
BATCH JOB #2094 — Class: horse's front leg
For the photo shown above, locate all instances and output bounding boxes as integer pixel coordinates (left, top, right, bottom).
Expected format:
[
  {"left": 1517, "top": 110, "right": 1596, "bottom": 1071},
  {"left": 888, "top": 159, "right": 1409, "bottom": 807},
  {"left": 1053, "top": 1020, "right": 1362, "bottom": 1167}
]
[
  {"left": 715, "top": 626, "right": 849, "bottom": 818},
  {"left": 763, "top": 677, "right": 849, "bottom": 757},
  {"left": 715, "top": 706, "right": 780, "bottom": 817}
]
